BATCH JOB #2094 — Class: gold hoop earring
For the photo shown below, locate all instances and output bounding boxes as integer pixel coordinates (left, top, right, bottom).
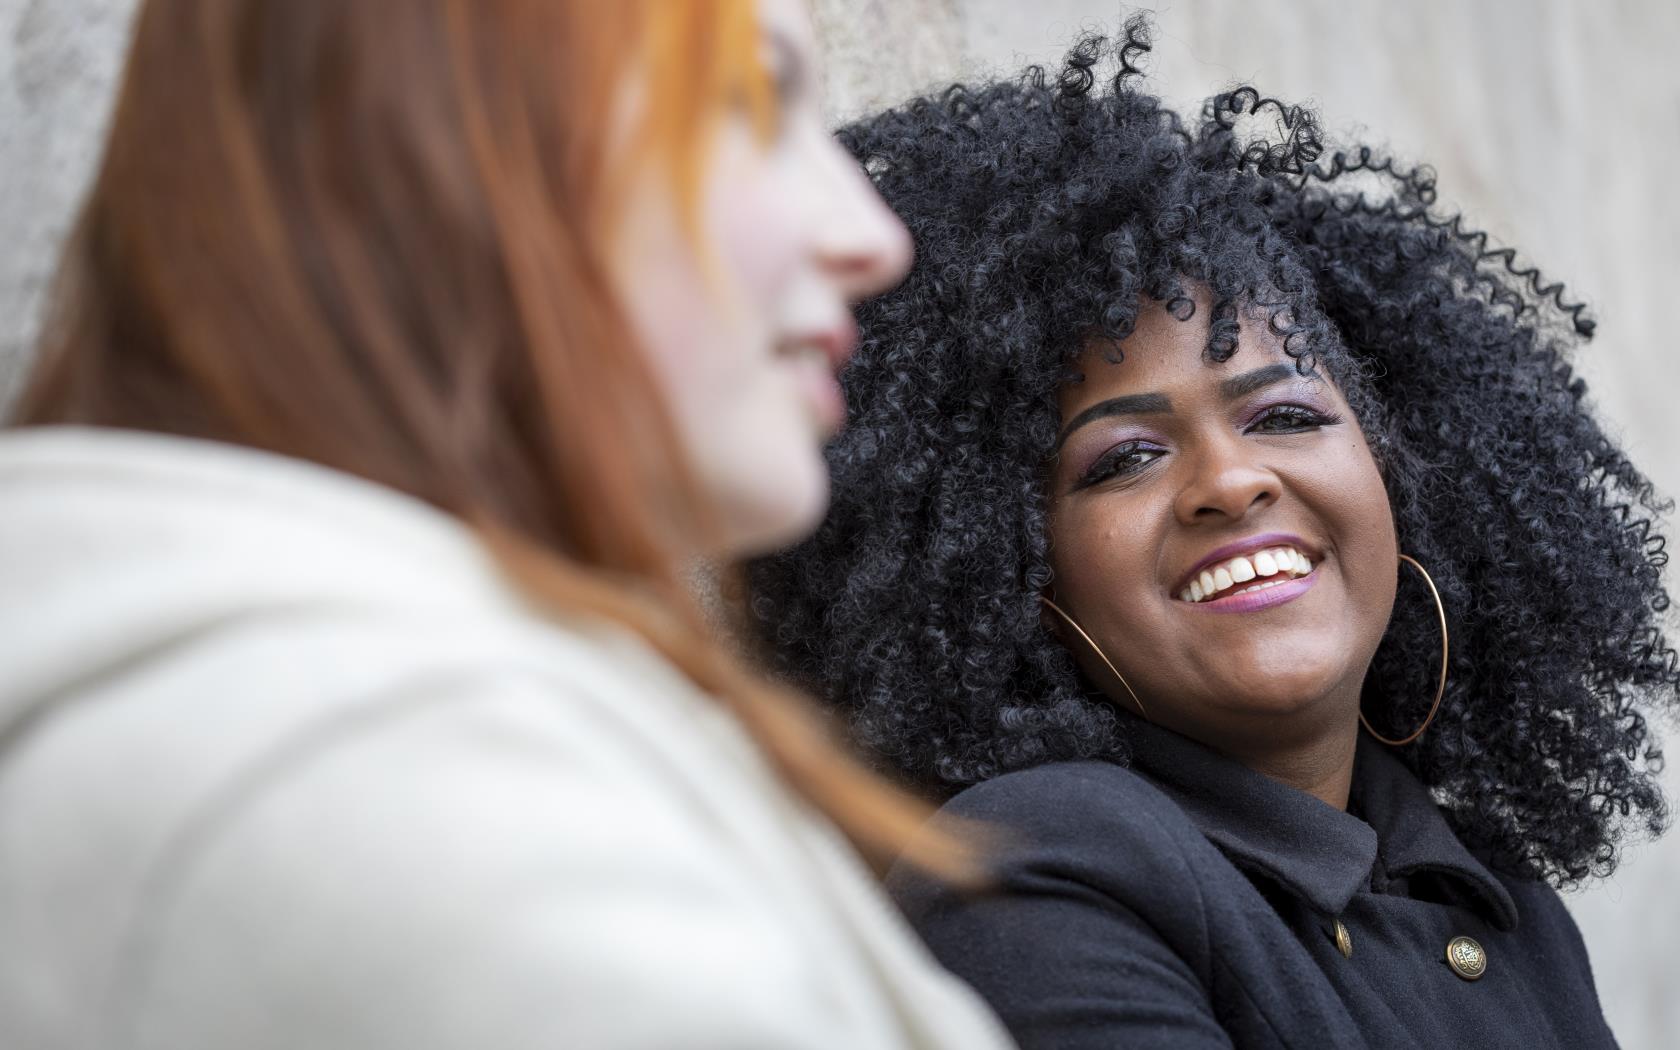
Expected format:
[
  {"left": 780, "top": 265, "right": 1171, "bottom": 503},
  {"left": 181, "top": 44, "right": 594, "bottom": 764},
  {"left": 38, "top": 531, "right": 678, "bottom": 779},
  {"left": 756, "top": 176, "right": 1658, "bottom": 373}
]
[
  {"left": 1040, "top": 596, "right": 1149, "bottom": 720},
  {"left": 1360, "top": 554, "right": 1449, "bottom": 747}
]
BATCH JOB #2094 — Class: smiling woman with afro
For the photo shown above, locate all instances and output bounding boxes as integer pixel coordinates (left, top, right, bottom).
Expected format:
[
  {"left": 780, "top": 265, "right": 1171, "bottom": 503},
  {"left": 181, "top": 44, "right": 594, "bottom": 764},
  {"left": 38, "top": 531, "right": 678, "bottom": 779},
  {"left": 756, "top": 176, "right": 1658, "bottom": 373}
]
[{"left": 747, "top": 17, "right": 1678, "bottom": 1050}]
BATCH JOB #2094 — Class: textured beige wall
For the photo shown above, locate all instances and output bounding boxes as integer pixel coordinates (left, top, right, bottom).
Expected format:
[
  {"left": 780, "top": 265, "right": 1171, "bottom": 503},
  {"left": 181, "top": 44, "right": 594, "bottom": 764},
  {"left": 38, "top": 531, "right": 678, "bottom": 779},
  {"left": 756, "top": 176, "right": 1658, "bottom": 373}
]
[
  {"left": 815, "top": 2, "right": 1680, "bottom": 1047},
  {"left": 2, "top": 1, "right": 1676, "bottom": 1045},
  {"left": 0, "top": 0, "right": 135, "bottom": 407}
]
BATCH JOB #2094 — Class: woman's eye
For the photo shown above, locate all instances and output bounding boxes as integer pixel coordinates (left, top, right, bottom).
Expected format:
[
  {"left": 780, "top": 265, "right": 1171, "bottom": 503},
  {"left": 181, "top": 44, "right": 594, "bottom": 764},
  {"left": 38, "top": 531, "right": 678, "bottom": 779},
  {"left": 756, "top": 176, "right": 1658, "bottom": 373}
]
[
  {"left": 1076, "top": 442, "right": 1164, "bottom": 489},
  {"left": 1249, "top": 405, "right": 1337, "bottom": 433}
]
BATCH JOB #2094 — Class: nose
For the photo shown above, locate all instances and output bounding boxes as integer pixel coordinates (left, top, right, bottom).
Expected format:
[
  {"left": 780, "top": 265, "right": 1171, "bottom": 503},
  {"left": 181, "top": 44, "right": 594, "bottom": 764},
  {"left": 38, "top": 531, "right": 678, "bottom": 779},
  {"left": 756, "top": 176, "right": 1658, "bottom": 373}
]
[
  {"left": 812, "top": 141, "right": 914, "bottom": 301},
  {"left": 1172, "top": 433, "right": 1280, "bottom": 526}
]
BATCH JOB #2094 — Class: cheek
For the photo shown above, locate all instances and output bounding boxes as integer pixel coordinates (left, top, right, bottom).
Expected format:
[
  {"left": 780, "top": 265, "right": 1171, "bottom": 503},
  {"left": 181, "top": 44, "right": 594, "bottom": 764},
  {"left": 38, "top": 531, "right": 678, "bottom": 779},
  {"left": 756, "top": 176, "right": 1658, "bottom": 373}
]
[
  {"left": 1307, "top": 433, "right": 1399, "bottom": 618},
  {"left": 1048, "top": 496, "right": 1159, "bottom": 619},
  {"left": 610, "top": 181, "right": 715, "bottom": 391},
  {"left": 615, "top": 137, "right": 793, "bottom": 411},
  {"left": 704, "top": 135, "right": 803, "bottom": 307},
  {"left": 1342, "top": 438, "right": 1397, "bottom": 553}
]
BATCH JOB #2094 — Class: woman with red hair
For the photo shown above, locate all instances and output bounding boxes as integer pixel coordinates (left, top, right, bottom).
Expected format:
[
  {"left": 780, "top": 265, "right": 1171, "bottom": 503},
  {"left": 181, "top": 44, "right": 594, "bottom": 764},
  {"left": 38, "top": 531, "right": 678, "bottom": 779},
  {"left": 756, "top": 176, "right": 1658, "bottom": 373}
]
[{"left": 0, "top": 2, "right": 1009, "bottom": 1047}]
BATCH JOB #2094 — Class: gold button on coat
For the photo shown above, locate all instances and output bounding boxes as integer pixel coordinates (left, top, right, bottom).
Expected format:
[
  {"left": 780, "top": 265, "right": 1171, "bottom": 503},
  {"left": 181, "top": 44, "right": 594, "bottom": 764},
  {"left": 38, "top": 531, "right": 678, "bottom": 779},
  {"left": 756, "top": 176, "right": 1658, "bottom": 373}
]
[
  {"left": 1332, "top": 919, "right": 1353, "bottom": 959},
  {"left": 1445, "top": 935, "right": 1487, "bottom": 980}
]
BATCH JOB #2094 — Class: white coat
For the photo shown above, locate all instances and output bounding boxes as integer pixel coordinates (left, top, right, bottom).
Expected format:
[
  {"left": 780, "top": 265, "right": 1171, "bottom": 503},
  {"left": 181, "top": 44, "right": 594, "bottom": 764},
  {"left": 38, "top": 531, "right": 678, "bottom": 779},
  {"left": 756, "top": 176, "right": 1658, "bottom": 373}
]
[{"left": 0, "top": 426, "right": 1011, "bottom": 1050}]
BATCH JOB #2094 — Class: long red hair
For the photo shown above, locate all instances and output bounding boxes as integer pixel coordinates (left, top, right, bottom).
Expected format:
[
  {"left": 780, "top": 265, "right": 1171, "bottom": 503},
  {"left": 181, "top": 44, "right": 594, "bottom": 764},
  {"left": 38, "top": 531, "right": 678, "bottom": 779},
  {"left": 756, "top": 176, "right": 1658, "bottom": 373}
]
[{"left": 14, "top": 0, "right": 967, "bottom": 876}]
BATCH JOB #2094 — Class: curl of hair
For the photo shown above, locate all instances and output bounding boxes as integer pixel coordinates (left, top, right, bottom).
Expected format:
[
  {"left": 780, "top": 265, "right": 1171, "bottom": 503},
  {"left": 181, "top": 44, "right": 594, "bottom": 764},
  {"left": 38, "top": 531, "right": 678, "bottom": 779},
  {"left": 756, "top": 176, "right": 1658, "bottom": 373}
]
[{"left": 749, "top": 19, "right": 1677, "bottom": 886}]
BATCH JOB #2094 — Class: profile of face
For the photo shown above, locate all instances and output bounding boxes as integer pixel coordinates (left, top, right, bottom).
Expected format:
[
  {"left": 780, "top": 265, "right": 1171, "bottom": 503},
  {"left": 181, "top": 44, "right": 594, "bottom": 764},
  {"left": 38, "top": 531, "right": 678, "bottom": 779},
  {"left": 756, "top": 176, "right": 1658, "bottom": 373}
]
[
  {"left": 609, "top": 0, "right": 912, "bottom": 558},
  {"left": 1046, "top": 292, "right": 1399, "bottom": 757}
]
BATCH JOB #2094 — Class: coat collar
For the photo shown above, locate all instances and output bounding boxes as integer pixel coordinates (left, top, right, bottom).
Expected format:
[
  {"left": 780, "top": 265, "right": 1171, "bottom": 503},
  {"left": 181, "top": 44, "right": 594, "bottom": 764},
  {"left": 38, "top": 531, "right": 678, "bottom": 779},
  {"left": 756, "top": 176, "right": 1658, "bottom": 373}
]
[{"left": 1124, "top": 719, "right": 1518, "bottom": 931}]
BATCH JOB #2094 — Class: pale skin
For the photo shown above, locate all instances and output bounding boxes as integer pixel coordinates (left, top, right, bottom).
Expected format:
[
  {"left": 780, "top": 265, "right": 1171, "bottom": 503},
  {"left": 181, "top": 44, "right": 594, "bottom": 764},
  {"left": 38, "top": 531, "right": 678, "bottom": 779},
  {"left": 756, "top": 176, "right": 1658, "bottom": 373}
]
[
  {"left": 608, "top": 0, "right": 913, "bottom": 560},
  {"left": 1046, "top": 293, "right": 1400, "bottom": 810}
]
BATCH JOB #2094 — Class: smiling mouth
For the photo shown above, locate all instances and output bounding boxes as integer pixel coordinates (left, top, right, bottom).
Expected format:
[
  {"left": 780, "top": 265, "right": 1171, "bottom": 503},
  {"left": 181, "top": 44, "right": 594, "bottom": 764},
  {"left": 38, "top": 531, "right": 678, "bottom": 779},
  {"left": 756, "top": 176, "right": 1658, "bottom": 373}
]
[{"left": 1176, "top": 544, "right": 1316, "bottom": 604}]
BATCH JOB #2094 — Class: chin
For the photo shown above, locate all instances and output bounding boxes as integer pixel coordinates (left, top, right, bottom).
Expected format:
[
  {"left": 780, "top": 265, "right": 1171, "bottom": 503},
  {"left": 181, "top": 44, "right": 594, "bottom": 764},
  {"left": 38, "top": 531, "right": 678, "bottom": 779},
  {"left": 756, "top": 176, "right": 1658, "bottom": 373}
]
[
  {"left": 719, "top": 454, "right": 832, "bottom": 558},
  {"left": 1205, "top": 654, "right": 1363, "bottom": 725},
  {"left": 1224, "top": 681, "right": 1337, "bottom": 718}
]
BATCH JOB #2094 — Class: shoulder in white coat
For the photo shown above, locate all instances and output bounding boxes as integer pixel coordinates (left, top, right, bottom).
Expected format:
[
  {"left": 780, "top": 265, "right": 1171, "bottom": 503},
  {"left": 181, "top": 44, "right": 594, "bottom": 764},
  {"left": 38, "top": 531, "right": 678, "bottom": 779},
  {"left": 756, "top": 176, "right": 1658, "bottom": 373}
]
[{"left": 0, "top": 427, "right": 1011, "bottom": 1050}]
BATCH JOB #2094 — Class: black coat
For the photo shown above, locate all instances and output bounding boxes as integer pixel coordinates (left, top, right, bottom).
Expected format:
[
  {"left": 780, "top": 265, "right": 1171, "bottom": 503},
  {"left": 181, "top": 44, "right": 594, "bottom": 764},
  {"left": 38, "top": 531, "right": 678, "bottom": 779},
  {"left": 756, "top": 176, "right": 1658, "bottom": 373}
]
[{"left": 889, "top": 722, "right": 1619, "bottom": 1049}]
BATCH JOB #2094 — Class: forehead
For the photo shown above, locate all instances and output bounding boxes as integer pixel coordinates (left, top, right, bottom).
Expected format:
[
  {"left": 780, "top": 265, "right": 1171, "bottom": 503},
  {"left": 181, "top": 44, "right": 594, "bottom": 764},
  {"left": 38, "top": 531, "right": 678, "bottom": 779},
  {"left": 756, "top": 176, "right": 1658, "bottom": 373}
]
[{"left": 1060, "top": 299, "right": 1300, "bottom": 414}]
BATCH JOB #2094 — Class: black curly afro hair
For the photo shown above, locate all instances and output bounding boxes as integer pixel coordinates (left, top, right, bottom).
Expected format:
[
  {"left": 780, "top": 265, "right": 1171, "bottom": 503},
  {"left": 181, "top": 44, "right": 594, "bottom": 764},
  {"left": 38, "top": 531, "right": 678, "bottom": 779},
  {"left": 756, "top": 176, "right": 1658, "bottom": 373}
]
[{"left": 748, "top": 19, "right": 1679, "bottom": 886}]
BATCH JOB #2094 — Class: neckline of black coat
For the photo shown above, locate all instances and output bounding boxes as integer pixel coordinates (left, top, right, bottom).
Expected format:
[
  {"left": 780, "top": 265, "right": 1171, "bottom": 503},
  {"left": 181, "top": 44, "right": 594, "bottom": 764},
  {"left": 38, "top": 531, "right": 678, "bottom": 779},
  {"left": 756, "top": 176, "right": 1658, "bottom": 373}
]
[{"left": 1122, "top": 717, "right": 1520, "bottom": 931}]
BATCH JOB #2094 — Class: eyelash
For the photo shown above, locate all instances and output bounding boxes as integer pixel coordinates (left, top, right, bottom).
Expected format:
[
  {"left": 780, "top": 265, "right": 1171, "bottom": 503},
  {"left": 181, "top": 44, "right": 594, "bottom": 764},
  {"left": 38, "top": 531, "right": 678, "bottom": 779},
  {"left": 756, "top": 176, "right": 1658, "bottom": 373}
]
[
  {"left": 762, "top": 58, "right": 803, "bottom": 139},
  {"left": 1249, "top": 404, "right": 1340, "bottom": 433},
  {"left": 1073, "top": 404, "right": 1341, "bottom": 490},
  {"left": 1074, "top": 441, "right": 1165, "bottom": 490}
]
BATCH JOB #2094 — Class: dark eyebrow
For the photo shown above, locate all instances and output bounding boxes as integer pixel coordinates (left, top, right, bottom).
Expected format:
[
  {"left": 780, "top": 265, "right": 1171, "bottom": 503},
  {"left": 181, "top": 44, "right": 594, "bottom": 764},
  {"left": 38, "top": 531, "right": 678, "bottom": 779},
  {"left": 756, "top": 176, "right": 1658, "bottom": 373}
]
[
  {"left": 1055, "top": 393, "right": 1173, "bottom": 449},
  {"left": 1220, "top": 363, "right": 1303, "bottom": 401},
  {"left": 1054, "top": 363, "right": 1309, "bottom": 450}
]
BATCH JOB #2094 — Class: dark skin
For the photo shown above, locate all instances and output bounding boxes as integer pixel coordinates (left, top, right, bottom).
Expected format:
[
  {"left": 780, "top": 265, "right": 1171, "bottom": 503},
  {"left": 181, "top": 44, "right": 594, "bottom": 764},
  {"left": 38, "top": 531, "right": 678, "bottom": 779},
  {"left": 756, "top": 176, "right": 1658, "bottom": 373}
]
[{"left": 1045, "top": 294, "right": 1398, "bottom": 810}]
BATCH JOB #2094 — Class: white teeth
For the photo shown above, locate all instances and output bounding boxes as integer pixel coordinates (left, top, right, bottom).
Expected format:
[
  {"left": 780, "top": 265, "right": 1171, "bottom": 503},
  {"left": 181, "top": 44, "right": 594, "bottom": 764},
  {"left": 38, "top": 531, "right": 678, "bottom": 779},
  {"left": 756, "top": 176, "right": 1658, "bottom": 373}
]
[{"left": 1177, "top": 544, "right": 1317, "bottom": 602}]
